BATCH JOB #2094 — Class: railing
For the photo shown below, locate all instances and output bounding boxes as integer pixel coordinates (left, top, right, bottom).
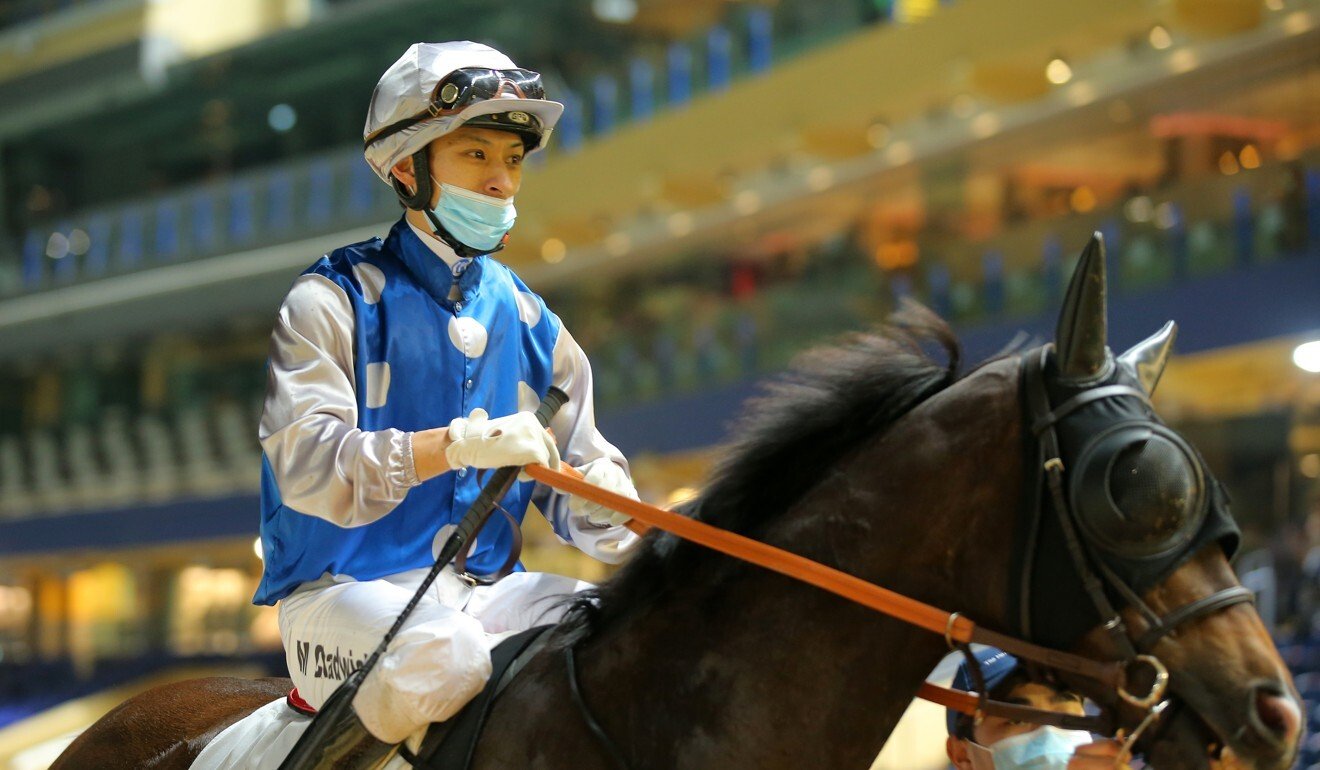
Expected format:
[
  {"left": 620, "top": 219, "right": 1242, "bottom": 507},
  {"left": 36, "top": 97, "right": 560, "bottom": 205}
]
[{"left": 0, "top": 169, "right": 1314, "bottom": 520}]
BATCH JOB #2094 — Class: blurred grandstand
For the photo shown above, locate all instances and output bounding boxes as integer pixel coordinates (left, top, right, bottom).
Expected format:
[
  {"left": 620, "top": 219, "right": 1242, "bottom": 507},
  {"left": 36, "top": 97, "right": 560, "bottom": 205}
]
[{"left": 0, "top": 0, "right": 1317, "bottom": 767}]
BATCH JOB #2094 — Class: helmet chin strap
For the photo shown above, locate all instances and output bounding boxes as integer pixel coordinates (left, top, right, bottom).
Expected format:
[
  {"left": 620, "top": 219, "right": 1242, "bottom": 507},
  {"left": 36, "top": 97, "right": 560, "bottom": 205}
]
[{"left": 390, "top": 146, "right": 506, "bottom": 260}]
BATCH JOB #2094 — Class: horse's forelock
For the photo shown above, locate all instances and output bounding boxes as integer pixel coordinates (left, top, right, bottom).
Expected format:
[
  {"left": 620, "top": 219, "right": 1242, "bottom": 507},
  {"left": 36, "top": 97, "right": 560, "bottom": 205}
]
[{"left": 563, "top": 302, "right": 965, "bottom": 636}]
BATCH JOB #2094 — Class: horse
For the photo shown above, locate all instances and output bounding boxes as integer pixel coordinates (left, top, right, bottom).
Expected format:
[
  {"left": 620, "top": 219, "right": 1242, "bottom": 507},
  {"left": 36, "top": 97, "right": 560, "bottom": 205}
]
[{"left": 52, "top": 235, "right": 1302, "bottom": 770}]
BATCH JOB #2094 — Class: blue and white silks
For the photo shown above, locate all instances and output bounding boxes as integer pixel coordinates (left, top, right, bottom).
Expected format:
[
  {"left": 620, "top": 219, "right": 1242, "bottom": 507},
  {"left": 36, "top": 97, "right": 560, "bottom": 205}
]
[{"left": 254, "top": 218, "right": 632, "bottom": 605}]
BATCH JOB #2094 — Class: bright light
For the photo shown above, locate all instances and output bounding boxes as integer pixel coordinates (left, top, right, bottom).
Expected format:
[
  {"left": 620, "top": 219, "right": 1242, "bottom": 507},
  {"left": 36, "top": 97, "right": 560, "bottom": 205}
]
[
  {"left": 733, "top": 190, "right": 762, "bottom": 215},
  {"left": 1283, "top": 10, "right": 1313, "bottom": 34},
  {"left": 866, "top": 120, "right": 891, "bottom": 149},
  {"left": 970, "top": 112, "right": 1001, "bottom": 138},
  {"left": 1070, "top": 186, "right": 1097, "bottom": 213},
  {"left": 1294, "top": 340, "right": 1320, "bottom": 372},
  {"left": 540, "top": 238, "right": 566, "bottom": 263},
  {"left": 1124, "top": 196, "right": 1153, "bottom": 223},
  {"left": 267, "top": 104, "right": 297, "bottom": 133},
  {"left": 885, "top": 141, "right": 914, "bottom": 165},
  {"left": 252, "top": 537, "right": 264, "bottom": 560},
  {"left": 1168, "top": 49, "right": 1198, "bottom": 73},
  {"left": 1148, "top": 25, "right": 1173, "bottom": 50},
  {"left": 1239, "top": 144, "right": 1261, "bottom": 169},
  {"left": 1045, "top": 58, "right": 1073, "bottom": 85},
  {"left": 45, "top": 232, "right": 69, "bottom": 259},
  {"left": 68, "top": 229, "right": 90, "bottom": 255},
  {"left": 1218, "top": 150, "right": 1240, "bottom": 176},
  {"left": 1301, "top": 453, "right": 1320, "bottom": 479},
  {"left": 667, "top": 212, "right": 693, "bottom": 237},
  {"left": 1065, "top": 81, "right": 1096, "bottom": 106},
  {"left": 591, "top": 0, "right": 637, "bottom": 23},
  {"left": 806, "top": 166, "right": 834, "bottom": 191},
  {"left": 1153, "top": 201, "right": 1178, "bottom": 230},
  {"left": 605, "top": 232, "right": 631, "bottom": 256}
]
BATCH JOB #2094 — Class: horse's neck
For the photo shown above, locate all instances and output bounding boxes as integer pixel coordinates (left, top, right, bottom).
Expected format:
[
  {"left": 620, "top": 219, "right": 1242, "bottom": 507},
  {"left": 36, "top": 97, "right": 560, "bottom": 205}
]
[
  {"left": 573, "top": 366, "right": 1023, "bottom": 768},
  {"left": 576, "top": 577, "right": 953, "bottom": 768}
]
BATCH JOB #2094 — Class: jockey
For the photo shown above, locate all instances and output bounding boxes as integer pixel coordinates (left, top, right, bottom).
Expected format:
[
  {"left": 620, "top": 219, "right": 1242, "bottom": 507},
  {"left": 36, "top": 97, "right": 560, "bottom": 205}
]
[
  {"left": 944, "top": 647, "right": 1133, "bottom": 770},
  {"left": 253, "top": 40, "right": 640, "bottom": 763}
]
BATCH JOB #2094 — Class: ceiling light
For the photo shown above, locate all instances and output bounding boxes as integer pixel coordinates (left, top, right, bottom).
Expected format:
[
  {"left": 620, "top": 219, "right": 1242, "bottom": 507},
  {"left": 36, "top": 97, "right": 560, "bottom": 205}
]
[
  {"left": 1046, "top": 57, "right": 1073, "bottom": 85},
  {"left": 1148, "top": 25, "right": 1173, "bottom": 50},
  {"left": 1293, "top": 340, "right": 1320, "bottom": 372}
]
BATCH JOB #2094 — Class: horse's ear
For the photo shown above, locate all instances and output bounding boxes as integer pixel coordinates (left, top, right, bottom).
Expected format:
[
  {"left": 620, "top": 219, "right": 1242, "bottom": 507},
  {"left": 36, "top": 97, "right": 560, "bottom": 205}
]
[
  {"left": 1055, "top": 232, "right": 1110, "bottom": 381},
  {"left": 1119, "top": 320, "right": 1177, "bottom": 394}
]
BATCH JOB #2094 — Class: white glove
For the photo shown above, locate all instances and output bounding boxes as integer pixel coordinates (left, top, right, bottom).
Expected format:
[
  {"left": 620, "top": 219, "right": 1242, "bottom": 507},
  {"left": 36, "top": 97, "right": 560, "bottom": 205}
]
[
  {"left": 569, "top": 458, "right": 637, "bottom": 528},
  {"left": 444, "top": 408, "right": 560, "bottom": 479}
]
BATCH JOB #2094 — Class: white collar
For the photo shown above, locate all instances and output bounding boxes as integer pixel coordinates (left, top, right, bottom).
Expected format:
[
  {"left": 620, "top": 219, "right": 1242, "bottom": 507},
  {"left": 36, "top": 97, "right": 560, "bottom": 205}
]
[{"left": 406, "top": 218, "right": 465, "bottom": 271}]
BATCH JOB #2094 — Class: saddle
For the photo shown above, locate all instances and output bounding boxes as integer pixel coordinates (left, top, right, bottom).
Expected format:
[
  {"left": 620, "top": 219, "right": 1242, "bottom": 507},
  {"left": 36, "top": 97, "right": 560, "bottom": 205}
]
[
  {"left": 402, "top": 624, "right": 554, "bottom": 769},
  {"left": 287, "top": 624, "right": 554, "bottom": 770}
]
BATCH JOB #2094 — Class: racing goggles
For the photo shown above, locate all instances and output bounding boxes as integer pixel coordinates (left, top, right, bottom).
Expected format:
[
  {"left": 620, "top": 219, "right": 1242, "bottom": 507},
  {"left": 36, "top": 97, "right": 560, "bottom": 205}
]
[{"left": 365, "top": 67, "right": 546, "bottom": 147}]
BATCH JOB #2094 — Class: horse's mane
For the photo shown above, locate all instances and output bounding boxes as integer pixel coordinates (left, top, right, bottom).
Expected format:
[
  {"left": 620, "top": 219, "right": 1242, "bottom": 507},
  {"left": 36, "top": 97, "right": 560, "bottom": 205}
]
[{"left": 563, "top": 300, "right": 962, "bottom": 637}]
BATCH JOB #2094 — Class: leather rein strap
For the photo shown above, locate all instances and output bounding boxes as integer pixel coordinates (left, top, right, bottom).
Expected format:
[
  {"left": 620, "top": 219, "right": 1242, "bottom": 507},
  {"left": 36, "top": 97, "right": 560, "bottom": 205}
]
[{"left": 523, "top": 464, "right": 1126, "bottom": 731}]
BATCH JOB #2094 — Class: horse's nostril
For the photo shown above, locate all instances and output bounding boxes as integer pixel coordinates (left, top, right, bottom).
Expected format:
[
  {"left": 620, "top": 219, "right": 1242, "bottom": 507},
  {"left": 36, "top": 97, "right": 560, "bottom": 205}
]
[{"left": 1252, "top": 686, "right": 1301, "bottom": 744}]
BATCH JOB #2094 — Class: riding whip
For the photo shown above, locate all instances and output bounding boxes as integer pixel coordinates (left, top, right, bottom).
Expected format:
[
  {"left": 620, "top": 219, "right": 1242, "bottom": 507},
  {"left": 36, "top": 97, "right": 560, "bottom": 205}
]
[{"left": 277, "top": 386, "right": 568, "bottom": 770}]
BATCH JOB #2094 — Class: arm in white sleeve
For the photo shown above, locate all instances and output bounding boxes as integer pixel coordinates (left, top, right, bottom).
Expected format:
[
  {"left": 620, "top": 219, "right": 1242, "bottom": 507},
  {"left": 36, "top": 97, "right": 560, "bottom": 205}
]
[
  {"left": 259, "top": 273, "right": 420, "bottom": 527},
  {"left": 532, "top": 325, "right": 640, "bottom": 563}
]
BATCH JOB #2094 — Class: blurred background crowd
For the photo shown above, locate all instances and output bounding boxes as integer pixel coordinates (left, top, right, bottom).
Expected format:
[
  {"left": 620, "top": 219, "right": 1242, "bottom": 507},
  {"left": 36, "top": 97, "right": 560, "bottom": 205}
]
[{"left": 0, "top": 0, "right": 1316, "bottom": 767}]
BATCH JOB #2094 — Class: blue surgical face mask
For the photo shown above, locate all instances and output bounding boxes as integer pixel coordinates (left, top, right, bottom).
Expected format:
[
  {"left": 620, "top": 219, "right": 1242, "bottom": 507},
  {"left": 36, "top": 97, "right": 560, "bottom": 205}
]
[
  {"left": 429, "top": 180, "right": 517, "bottom": 252},
  {"left": 965, "top": 726, "right": 1093, "bottom": 770}
]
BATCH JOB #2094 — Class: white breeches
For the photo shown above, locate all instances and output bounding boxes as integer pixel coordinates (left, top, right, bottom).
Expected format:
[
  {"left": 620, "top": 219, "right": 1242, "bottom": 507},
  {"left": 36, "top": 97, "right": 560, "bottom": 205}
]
[{"left": 277, "top": 567, "right": 590, "bottom": 743}]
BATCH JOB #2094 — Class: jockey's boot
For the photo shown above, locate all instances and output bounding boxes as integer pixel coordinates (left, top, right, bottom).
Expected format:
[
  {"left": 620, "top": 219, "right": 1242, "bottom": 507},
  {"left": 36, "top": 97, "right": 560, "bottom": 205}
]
[{"left": 278, "top": 673, "right": 398, "bottom": 770}]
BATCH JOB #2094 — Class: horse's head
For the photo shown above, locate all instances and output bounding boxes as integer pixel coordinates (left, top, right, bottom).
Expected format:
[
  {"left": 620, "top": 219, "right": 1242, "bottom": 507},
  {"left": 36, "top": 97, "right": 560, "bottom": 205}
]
[{"left": 1010, "top": 234, "right": 1301, "bottom": 769}]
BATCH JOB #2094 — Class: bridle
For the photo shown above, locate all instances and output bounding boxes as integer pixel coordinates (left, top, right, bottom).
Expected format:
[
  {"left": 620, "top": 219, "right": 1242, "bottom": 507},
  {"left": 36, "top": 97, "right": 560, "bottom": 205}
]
[
  {"left": 519, "top": 346, "right": 1256, "bottom": 766},
  {"left": 1018, "top": 346, "right": 1254, "bottom": 664}
]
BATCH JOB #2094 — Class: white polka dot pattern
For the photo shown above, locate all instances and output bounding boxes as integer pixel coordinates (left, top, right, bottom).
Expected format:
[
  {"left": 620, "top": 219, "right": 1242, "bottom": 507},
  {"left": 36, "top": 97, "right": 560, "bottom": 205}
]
[
  {"left": 352, "top": 261, "right": 386, "bottom": 305},
  {"left": 365, "top": 362, "right": 390, "bottom": 408},
  {"left": 447, "top": 316, "right": 489, "bottom": 357},
  {"left": 515, "top": 291, "right": 542, "bottom": 327}
]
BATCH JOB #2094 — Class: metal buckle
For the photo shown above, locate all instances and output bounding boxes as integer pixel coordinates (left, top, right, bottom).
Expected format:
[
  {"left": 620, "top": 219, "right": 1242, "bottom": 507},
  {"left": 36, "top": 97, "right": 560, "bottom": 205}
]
[
  {"left": 1117, "top": 654, "right": 1170, "bottom": 709},
  {"left": 1117, "top": 699, "right": 1169, "bottom": 760}
]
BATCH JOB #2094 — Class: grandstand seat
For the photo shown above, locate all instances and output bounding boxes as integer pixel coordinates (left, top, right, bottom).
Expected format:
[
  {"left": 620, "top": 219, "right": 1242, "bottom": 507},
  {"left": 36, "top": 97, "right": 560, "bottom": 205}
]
[
  {"left": 0, "top": 435, "right": 32, "bottom": 517},
  {"left": 214, "top": 401, "right": 260, "bottom": 489},
  {"left": 116, "top": 209, "right": 144, "bottom": 269},
  {"left": 98, "top": 409, "right": 141, "bottom": 505},
  {"left": 136, "top": 413, "right": 180, "bottom": 500},
  {"left": 28, "top": 429, "right": 70, "bottom": 511},
  {"left": 176, "top": 406, "right": 228, "bottom": 495},
  {"left": 64, "top": 423, "right": 105, "bottom": 507},
  {"left": 1254, "top": 201, "right": 1286, "bottom": 261},
  {"left": 1187, "top": 220, "right": 1230, "bottom": 274},
  {"left": 191, "top": 190, "right": 220, "bottom": 253}
]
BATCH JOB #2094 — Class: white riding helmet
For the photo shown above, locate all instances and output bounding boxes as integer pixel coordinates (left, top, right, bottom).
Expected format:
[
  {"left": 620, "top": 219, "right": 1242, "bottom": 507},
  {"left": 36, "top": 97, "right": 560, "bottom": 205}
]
[{"left": 362, "top": 41, "right": 565, "bottom": 186}]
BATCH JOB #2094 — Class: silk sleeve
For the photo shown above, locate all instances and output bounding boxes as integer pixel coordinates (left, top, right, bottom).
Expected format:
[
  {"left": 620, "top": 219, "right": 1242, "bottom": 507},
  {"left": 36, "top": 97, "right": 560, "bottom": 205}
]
[{"left": 258, "top": 273, "right": 421, "bottom": 527}]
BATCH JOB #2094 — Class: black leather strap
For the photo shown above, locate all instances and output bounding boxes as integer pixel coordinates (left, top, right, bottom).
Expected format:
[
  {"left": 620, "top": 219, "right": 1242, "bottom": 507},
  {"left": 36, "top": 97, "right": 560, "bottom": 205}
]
[
  {"left": 566, "top": 642, "right": 630, "bottom": 770},
  {"left": 1135, "top": 585, "right": 1255, "bottom": 651}
]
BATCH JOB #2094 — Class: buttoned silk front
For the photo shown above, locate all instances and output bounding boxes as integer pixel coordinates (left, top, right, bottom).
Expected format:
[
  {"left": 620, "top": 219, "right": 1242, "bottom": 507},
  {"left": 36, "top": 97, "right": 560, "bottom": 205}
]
[{"left": 255, "top": 219, "right": 560, "bottom": 605}]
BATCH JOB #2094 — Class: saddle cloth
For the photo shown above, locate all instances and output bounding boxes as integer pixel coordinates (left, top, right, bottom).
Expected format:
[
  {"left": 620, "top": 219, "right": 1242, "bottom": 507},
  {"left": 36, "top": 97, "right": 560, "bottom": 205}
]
[{"left": 190, "top": 626, "right": 553, "bottom": 770}]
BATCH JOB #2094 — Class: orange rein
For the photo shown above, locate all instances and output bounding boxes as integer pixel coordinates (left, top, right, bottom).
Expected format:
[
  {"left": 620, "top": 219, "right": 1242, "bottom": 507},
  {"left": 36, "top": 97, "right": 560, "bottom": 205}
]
[{"left": 523, "top": 463, "right": 984, "bottom": 715}]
